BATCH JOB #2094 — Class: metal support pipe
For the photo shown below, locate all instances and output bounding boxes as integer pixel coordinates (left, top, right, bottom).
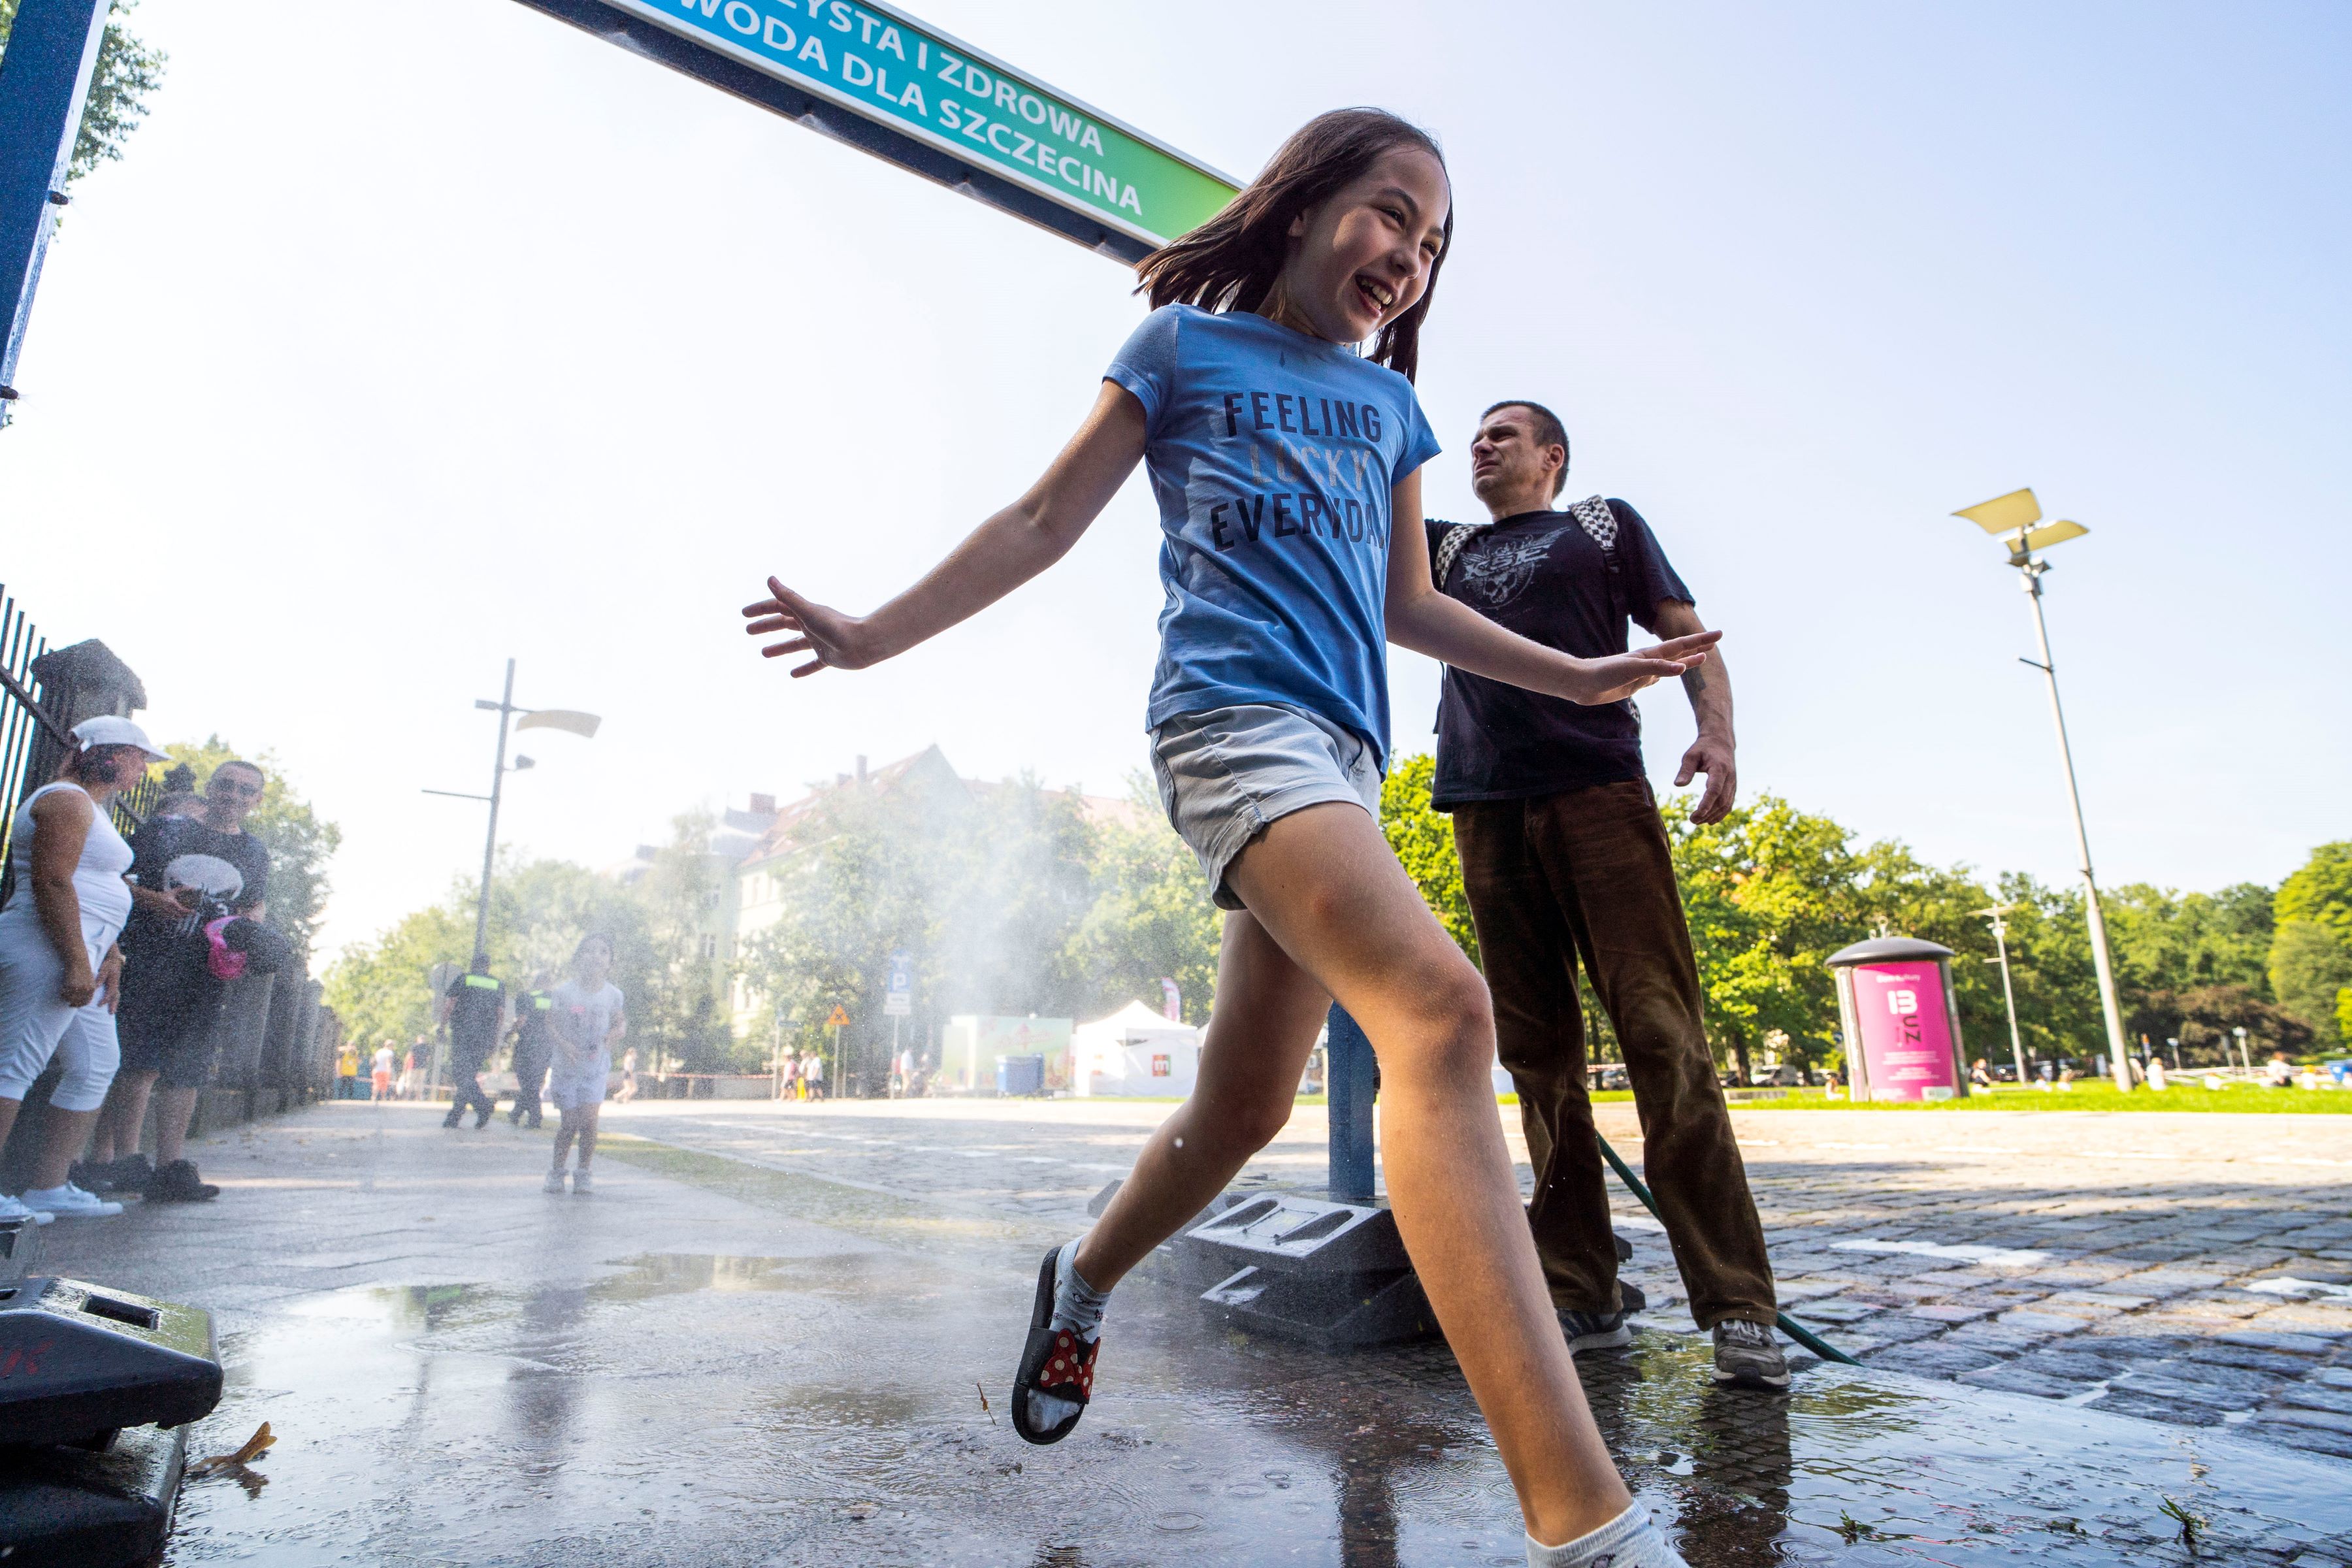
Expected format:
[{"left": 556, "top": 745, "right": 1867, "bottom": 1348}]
[
  {"left": 472, "top": 659, "right": 516, "bottom": 960},
  {"left": 2017, "top": 566, "right": 2133, "bottom": 1090},
  {"left": 1325, "top": 1005, "right": 1377, "bottom": 1202},
  {"left": 0, "top": 0, "right": 111, "bottom": 412},
  {"left": 1980, "top": 906, "right": 2027, "bottom": 1087}
]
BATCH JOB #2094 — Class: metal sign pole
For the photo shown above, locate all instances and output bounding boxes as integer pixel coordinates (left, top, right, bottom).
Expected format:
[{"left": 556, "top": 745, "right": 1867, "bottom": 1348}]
[{"left": 0, "top": 0, "right": 112, "bottom": 419}]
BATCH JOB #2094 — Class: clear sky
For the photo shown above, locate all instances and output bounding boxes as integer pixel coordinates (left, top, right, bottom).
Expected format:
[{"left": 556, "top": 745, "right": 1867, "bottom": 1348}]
[{"left": 5, "top": 0, "right": 2346, "bottom": 959}]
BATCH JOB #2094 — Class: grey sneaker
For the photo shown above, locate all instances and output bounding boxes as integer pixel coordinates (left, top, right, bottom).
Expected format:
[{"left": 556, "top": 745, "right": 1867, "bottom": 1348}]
[
  {"left": 1712, "top": 1318, "right": 1790, "bottom": 1388},
  {"left": 1560, "top": 1309, "right": 1633, "bottom": 1355},
  {"left": 544, "top": 1168, "right": 566, "bottom": 1194}
]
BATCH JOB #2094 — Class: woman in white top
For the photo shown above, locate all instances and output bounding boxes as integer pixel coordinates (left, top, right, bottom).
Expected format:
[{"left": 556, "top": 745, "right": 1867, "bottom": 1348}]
[{"left": 0, "top": 717, "right": 167, "bottom": 1222}]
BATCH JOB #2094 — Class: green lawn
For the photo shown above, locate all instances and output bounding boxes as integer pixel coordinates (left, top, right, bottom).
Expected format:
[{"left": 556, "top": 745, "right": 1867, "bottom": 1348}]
[{"left": 1727, "top": 1079, "right": 2352, "bottom": 1114}]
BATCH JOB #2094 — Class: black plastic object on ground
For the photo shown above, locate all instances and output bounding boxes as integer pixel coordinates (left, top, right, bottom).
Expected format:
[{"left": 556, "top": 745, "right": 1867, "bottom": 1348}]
[
  {"left": 0, "top": 1421, "right": 188, "bottom": 1568},
  {"left": 0, "top": 1277, "right": 221, "bottom": 1446},
  {"left": 0, "top": 1277, "right": 218, "bottom": 1567}
]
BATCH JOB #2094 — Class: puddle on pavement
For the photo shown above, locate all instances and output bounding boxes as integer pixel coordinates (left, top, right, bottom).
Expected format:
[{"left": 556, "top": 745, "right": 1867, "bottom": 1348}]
[{"left": 167, "top": 1258, "right": 2352, "bottom": 1567}]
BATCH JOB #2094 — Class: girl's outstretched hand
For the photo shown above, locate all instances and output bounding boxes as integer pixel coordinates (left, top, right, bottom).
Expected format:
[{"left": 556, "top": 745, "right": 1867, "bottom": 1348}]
[
  {"left": 1571, "top": 629, "right": 1722, "bottom": 705},
  {"left": 743, "top": 576, "right": 873, "bottom": 677}
]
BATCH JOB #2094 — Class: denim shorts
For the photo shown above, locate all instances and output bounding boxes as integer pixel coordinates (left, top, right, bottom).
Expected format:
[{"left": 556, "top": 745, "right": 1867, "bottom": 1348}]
[{"left": 1151, "top": 703, "right": 1383, "bottom": 911}]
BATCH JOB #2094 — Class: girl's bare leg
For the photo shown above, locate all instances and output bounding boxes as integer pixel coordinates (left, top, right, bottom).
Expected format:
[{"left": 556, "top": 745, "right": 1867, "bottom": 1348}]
[
  {"left": 551, "top": 1108, "right": 578, "bottom": 1169},
  {"left": 1075, "top": 911, "right": 1332, "bottom": 1290},
  {"left": 576, "top": 1104, "right": 600, "bottom": 1169},
  {"left": 1227, "top": 804, "right": 1629, "bottom": 1545}
]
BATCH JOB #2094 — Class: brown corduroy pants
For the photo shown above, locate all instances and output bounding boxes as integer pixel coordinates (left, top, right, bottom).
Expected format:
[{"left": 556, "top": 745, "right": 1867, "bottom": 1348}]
[{"left": 1452, "top": 779, "right": 1776, "bottom": 1328}]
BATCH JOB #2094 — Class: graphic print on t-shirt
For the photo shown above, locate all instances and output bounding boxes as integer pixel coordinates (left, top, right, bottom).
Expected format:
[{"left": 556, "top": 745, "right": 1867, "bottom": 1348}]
[
  {"left": 1456, "top": 531, "right": 1557, "bottom": 610},
  {"left": 159, "top": 853, "right": 246, "bottom": 928}
]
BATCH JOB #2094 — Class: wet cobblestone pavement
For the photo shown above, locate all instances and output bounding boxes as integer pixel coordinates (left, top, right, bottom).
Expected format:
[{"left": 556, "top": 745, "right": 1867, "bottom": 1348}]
[
  {"left": 629, "top": 1098, "right": 2352, "bottom": 1465},
  {"left": 32, "top": 1100, "right": 2352, "bottom": 1566}
]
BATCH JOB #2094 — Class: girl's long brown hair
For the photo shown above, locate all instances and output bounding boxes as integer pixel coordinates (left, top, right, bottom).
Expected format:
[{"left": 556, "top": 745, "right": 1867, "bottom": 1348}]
[{"left": 1134, "top": 109, "right": 1452, "bottom": 384}]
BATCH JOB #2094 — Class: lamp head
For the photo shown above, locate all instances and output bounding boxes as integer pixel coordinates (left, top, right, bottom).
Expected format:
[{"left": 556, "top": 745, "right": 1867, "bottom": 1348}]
[{"left": 1953, "top": 489, "right": 2091, "bottom": 564}]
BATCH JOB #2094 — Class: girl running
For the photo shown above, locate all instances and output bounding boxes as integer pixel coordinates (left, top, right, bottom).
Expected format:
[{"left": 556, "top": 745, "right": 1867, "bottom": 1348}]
[
  {"left": 544, "top": 933, "right": 625, "bottom": 1195},
  {"left": 742, "top": 110, "right": 1714, "bottom": 1568}
]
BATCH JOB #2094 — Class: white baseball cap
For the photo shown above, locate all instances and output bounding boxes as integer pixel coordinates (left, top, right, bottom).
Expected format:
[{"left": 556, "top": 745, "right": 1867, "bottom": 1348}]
[{"left": 70, "top": 715, "right": 169, "bottom": 760}]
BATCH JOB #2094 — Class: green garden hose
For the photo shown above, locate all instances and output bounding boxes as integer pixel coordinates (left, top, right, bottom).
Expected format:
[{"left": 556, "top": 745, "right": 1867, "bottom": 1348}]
[{"left": 1595, "top": 1133, "right": 1863, "bottom": 1368}]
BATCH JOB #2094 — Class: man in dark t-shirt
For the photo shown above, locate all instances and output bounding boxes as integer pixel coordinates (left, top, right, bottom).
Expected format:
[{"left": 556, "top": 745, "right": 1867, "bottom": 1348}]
[
  {"left": 1428, "top": 399, "right": 1782, "bottom": 1390},
  {"left": 84, "top": 759, "right": 274, "bottom": 1203},
  {"left": 438, "top": 955, "right": 506, "bottom": 1129}
]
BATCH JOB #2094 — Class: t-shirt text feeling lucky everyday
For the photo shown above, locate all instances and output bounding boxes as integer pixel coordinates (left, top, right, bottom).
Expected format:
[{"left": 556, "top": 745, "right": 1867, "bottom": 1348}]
[{"left": 1201, "top": 388, "right": 1396, "bottom": 555}]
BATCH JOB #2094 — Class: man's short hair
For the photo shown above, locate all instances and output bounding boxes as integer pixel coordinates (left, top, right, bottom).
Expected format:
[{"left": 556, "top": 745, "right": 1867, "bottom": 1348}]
[
  {"left": 213, "top": 759, "right": 265, "bottom": 787},
  {"left": 1480, "top": 399, "right": 1571, "bottom": 498}
]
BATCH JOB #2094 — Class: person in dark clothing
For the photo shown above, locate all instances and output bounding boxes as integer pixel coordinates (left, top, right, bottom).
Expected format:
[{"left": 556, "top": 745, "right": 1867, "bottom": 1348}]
[
  {"left": 438, "top": 954, "right": 504, "bottom": 1130},
  {"left": 1429, "top": 399, "right": 1784, "bottom": 1390},
  {"left": 505, "top": 972, "right": 556, "bottom": 1129},
  {"left": 82, "top": 758, "right": 274, "bottom": 1203}
]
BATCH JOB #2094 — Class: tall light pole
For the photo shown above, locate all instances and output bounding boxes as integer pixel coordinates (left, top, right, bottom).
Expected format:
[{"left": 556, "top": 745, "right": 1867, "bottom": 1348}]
[
  {"left": 425, "top": 658, "right": 600, "bottom": 960},
  {"left": 1974, "top": 903, "right": 2027, "bottom": 1086},
  {"left": 1954, "top": 489, "right": 2133, "bottom": 1090}
]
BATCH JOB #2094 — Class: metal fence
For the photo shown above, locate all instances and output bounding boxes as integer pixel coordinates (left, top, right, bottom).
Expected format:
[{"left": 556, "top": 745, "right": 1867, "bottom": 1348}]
[{"left": 0, "top": 579, "right": 157, "bottom": 905}]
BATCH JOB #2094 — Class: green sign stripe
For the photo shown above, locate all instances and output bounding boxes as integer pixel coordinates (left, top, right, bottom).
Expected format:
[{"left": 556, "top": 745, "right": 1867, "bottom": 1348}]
[{"left": 602, "top": 0, "right": 1237, "bottom": 246}]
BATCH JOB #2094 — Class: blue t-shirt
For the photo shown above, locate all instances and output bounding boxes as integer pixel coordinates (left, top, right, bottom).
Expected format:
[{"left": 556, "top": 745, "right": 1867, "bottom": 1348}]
[{"left": 1105, "top": 304, "right": 1441, "bottom": 770}]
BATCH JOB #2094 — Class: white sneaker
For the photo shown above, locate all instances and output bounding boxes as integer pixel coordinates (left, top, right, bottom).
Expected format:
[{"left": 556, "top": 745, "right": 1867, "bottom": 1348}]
[
  {"left": 544, "top": 1168, "right": 566, "bottom": 1194},
  {"left": 0, "top": 1193, "right": 54, "bottom": 1226},
  {"left": 570, "top": 1167, "right": 593, "bottom": 1195},
  {"left": 20, "top": 1183, "right": 122, "bottom": 1219}
]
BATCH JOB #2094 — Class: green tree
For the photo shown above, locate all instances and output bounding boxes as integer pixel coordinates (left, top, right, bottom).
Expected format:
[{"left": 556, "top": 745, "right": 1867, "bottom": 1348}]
[
  {"left": 161, "top": 737, "right": 342, "bottom": 959},
  {"left": 0, "top": 0, "right": 167, "bottom": 185},
  {"left": 2271, "top": 843, "right": 2352, "bottom": 1041},
  {"left": 1380, "top": 753, "right": 1477, "bottom": 963},
  {"left": 323, "top": 844, "right": 742, "bottom": 1072},
  {"left": 631, "top": 811, "right": 738, "bottom": 1074},
  {"left": 735, "top": 774, "right": 966, "bottom": 1084},
  {"left": 2272, "top": 921, "right": 2352, "bottom": 1044},
  {"left": 1075, "top": 777, "right": 1220, "bottom": 1025},
  {"left": 321, "top": 902, "right": 470, "bottom": 1051}
]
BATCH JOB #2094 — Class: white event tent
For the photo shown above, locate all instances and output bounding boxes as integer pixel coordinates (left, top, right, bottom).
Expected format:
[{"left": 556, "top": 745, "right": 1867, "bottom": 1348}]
[{"left": 1073, "top": 1001, "right": 1201, "bottom": 1098}]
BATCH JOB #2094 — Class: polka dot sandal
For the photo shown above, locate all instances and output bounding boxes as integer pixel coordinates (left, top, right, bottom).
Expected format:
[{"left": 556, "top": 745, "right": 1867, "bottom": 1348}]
[{"left": 1011, "top": 1244, "right": 1099, "bottom": 1446}]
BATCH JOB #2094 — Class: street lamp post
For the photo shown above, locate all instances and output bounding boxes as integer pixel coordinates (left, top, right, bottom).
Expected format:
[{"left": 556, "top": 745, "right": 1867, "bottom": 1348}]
[
  {"left": 1974, "top": 903, "right": 2027, "bottom": 1087},
  {"left": 424, "top": 657, "right": 601, "bottom": 961},
  {"left": 1954, "top": 489, "right": 2134, "bottom": 1091},
  {"left": 2232, "top": 1024, "right": 2251, "bottom": 1079}
]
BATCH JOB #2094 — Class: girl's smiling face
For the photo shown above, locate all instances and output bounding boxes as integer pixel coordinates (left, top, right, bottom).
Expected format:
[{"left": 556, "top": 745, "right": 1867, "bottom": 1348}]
[{"left": 1269, "top": 146, "right": 1450, "bottom": 346}]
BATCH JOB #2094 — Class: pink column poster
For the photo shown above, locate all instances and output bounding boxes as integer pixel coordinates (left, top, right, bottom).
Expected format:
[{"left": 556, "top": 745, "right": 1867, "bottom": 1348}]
[{"left": 1849, "top": 962, "right": 1959, "bottom": 1102}]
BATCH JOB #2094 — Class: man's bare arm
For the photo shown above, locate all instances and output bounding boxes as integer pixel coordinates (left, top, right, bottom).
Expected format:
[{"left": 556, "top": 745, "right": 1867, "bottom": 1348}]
[{"left": 1652, "top": 598, "right": 1736, "bottom": 823}]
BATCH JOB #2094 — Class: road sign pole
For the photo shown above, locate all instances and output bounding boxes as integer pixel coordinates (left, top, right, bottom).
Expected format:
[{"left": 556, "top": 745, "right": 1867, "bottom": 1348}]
[{"left": 0, "top": 0, "right": 111, "bottom": 423}]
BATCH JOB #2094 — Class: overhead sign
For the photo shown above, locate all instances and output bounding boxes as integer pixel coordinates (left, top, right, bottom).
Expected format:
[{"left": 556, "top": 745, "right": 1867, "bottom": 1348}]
[{"left": 593, "top": 0, "right": 1237, "bottom": 250}]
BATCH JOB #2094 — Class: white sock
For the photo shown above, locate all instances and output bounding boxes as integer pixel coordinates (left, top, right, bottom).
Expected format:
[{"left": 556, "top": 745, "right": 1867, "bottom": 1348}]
[
  {"left": 1527, "top": 1502, "right": 1685, "bottom": 1568},
  {"left": 1024, "top": 1239, "right": 1107, "bottom": 1430}
]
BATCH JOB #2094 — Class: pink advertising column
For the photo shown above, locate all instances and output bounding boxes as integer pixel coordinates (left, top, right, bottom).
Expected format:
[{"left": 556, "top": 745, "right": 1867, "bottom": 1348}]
[{"left": 1827, "top": 936, "right": 1970, "bottom": 1102}]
